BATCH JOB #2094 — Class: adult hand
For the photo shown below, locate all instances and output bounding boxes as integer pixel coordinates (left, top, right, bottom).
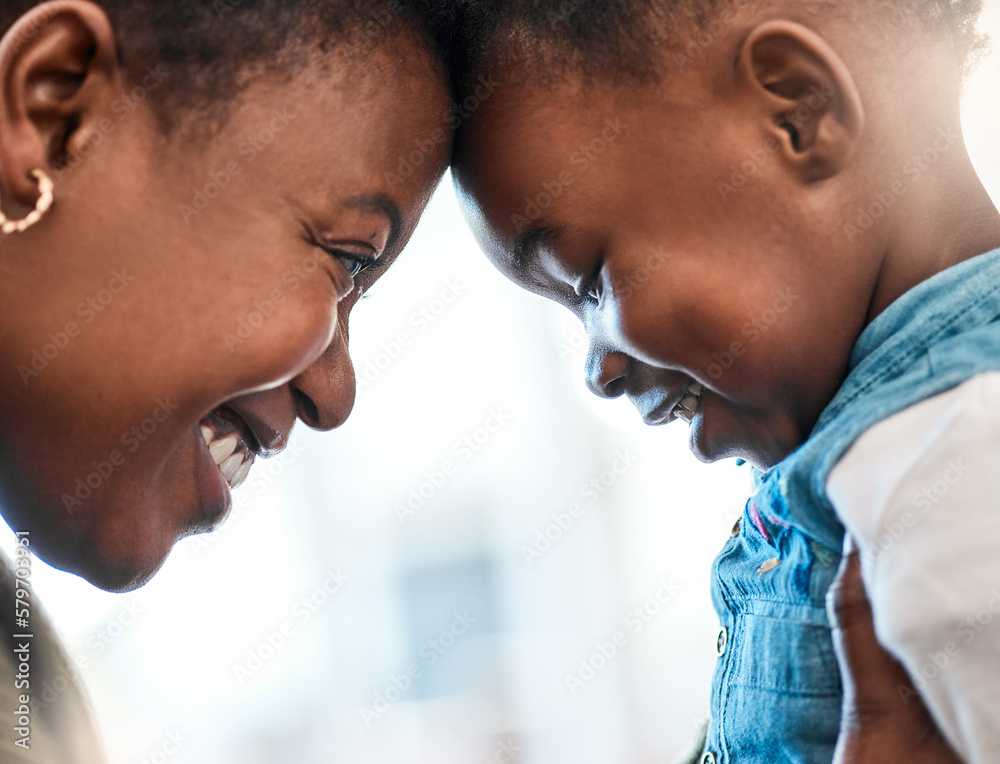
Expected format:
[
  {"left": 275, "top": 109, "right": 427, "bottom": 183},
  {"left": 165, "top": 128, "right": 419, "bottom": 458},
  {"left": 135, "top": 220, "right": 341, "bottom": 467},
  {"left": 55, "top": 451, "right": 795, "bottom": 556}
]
[{"left": 826, "top": 536, "right": 963, "bottom": 763}]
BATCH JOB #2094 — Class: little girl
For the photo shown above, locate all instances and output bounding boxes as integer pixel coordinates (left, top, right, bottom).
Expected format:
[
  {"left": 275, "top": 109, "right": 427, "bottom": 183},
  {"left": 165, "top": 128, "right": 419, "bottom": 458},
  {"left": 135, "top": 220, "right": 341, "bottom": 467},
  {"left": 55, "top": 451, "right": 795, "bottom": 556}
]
[
  {"left": 0, "top": 1, "right": 453, "bottom": 760},
  {"left": 451, "top": 0, "right": 999, "bottom": 761}
]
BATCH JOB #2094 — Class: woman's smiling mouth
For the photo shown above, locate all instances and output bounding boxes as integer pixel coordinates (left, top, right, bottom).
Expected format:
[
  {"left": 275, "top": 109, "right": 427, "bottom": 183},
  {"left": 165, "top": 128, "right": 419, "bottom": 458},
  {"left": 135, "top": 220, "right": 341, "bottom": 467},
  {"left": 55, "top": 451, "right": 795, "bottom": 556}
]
[{"left": 199, "top": 410, "right": 259, "bottom": 490}]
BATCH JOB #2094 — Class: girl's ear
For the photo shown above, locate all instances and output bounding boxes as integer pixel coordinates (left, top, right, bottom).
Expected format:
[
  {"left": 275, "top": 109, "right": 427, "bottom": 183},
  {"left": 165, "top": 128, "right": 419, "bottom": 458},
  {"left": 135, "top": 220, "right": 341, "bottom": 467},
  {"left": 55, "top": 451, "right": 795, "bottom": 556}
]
[
  {"left": 0, "top": 1, "right": 121, "bottom": 208},
  {"left": 736, "top": 20, "right": 865, "bottom": 183}
]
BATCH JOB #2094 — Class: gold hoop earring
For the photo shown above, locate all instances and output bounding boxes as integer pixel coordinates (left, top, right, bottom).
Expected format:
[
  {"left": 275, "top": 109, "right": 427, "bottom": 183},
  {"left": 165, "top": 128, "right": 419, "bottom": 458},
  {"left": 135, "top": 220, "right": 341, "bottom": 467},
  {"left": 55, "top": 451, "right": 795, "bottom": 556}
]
[{"left": 1, "top": 169, "right": 54, "bottom": 235}]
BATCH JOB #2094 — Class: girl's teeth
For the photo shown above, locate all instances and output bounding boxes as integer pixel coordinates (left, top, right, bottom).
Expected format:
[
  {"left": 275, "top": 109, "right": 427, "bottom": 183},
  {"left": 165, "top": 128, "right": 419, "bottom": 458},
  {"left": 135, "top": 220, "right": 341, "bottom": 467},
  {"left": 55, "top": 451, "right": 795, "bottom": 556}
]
[
  {"left": 201, "top": 425, "right": 213, "bottom": 447},
  {"left": 675, "top": 393, "right": 700, "bottom": 423},
  {"left": 219, "top": 453, "right": 243, "bottom": 483},
  {"left": 209, "top": 432, "right": 239, "bottom": 464}
]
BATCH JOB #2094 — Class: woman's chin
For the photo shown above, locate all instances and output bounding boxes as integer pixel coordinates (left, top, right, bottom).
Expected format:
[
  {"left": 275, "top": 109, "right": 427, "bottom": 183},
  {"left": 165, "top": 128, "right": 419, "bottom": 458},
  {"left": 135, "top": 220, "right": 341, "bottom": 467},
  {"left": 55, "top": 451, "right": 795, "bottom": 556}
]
[
  {"left": 38, "top": 531, "right": 172, "bottom": 593},
  {"left": 76, "top": 558, "right": 165, "bottom": 594},
  {"left": 15, "top": 492, "right": 185, "bottom": 592},
  {"left": 65, "top": 448, "right": 233, "bottom": 590}
]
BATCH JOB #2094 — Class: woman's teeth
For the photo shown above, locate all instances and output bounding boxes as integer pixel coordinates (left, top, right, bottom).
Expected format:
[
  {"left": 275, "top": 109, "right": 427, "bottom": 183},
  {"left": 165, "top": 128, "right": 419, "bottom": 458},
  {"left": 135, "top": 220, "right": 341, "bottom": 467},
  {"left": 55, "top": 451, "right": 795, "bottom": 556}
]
[
  {"left": 208, "top": 431, "right": 239, "bottom": 462},
  {"left": 201, "top": 425, "right": 254, "bottom": 489},
  {"left": 219, "top": 453, "right": 243, "bottom": 482}
]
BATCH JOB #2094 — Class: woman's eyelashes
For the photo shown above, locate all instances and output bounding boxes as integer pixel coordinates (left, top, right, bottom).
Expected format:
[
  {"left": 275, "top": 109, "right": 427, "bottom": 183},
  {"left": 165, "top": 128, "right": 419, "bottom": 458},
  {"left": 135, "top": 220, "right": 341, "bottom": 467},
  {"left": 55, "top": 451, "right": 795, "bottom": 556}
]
[{"left": 320, "top": 243, "right": 379, "bottom": 279}]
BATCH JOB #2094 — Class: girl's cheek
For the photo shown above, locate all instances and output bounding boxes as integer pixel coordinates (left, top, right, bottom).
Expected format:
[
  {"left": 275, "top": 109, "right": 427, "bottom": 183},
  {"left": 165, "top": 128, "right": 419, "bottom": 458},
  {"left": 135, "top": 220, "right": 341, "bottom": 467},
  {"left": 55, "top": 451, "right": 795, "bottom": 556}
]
[{"left": 605, "top": 294, "right": 673, "bottom": 367}]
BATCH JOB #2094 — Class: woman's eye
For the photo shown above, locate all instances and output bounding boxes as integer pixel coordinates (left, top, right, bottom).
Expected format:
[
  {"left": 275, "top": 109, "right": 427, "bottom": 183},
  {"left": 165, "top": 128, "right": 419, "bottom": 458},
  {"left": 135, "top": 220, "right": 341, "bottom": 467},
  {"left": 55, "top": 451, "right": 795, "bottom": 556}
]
[{"left": 324, "top": 247, "right": 377, "bottom": 278}]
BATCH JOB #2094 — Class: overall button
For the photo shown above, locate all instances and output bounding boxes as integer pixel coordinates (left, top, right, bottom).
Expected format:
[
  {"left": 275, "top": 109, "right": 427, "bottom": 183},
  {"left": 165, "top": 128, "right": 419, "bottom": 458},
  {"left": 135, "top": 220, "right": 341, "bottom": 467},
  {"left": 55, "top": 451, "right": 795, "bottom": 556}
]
[
  {"left": 730, "top": 517, "right": 741, "bottom": 537},
  {"left": 716, "top": 626, "right": 728, "bottom": 657},
  {"left": 701, "top": 752, "right": 717, "bottom": 764}
]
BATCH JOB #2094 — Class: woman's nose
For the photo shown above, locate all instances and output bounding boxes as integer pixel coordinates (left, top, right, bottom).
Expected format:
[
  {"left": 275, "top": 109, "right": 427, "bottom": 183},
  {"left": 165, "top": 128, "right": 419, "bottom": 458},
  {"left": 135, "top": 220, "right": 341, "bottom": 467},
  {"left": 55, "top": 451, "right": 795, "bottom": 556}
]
[
  {"left": 290, "top": 323, "right": 357, "bottom": 431},
  {"left": 585, "top": 341, "right": 630, "bottom": 399}
]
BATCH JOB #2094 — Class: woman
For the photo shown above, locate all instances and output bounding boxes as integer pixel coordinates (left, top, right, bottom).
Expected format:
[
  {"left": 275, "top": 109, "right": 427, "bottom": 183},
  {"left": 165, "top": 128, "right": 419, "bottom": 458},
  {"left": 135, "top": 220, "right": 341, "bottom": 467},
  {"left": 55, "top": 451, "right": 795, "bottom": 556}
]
[{"left": 0, "top": 0, "right": 453, "bottom": 760}]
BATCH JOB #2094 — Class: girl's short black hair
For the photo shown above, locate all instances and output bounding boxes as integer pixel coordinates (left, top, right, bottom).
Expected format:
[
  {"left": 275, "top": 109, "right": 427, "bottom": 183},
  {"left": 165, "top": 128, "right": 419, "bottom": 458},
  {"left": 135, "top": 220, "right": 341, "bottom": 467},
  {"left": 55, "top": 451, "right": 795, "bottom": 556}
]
[
  {"left": 1, "top": 0, "right": 460, "bottom": 128},
  {"left": 458, "top": 0, "right": 988, "bottom": 90}
]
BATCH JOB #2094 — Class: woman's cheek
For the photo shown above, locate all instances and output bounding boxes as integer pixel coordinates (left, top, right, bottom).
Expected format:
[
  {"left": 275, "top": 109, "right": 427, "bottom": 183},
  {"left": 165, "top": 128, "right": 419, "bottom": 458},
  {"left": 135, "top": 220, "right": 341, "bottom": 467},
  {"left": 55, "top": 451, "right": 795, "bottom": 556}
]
[{"left": 227, "top": 291, "right": 339, "bottom": 392}]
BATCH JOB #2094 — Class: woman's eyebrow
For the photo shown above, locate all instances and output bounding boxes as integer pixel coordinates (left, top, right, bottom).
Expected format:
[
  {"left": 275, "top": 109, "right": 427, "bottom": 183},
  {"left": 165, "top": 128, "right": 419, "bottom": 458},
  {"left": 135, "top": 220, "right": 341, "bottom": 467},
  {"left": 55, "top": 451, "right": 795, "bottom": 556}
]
[{"left": 344, "top": 194, "right": 404, "bottom": 254}]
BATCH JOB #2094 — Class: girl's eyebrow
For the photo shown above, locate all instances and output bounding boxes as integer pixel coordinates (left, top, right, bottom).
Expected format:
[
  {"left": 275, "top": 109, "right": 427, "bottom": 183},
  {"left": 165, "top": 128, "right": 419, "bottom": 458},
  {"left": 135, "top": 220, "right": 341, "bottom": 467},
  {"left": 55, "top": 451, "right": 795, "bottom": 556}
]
[
  {"left": 344, "top": 194, "right": 404, "bottom": 254},
  {"left": 510, "top": 226, "right": 577, "bottom": 300},
  {"left": 512, "top": 226, "right": 559, "bottom": 275}
]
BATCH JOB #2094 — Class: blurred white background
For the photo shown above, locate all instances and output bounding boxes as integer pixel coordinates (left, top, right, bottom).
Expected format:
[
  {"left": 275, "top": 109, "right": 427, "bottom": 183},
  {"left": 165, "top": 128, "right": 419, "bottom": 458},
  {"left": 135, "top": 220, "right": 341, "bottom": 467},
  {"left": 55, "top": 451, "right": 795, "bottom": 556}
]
[{"left": 5, "top": 5, "right": 1000, "bottom": 763}]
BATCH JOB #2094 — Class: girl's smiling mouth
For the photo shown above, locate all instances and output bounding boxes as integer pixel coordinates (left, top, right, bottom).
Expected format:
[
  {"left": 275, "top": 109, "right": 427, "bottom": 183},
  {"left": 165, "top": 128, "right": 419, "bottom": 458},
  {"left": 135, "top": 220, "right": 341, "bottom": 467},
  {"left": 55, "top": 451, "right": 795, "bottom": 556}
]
[
  {"left": 673, "top": 382, "right": 703, "bottom": 424},
  {"left": 643, "top": 381, "right": 704, "bottom": 426}
]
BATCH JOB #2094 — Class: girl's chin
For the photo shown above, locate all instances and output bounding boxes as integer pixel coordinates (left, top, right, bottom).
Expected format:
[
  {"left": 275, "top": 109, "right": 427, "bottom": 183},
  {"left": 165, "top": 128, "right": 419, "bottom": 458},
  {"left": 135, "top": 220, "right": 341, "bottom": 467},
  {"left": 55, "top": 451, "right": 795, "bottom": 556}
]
[
  {"left": 687, "top": 394, "right": 727, "bottom": 464},
  {"left": 688, "top": 419, "right": 745, "bottom": 465},
  {"left": 687, "top": 397, "right": 798, "bottom": 469}
]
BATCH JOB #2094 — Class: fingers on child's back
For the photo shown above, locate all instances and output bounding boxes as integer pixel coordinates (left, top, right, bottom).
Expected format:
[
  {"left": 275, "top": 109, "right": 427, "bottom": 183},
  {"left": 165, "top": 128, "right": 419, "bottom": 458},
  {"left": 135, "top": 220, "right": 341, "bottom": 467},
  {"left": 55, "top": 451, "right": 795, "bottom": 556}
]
[
  {"left": 827, "top": 543, "right": 915, "bottom": 713},
  {"left": 827, "top": 543, "right": 869, "bottom": 624},
  {"left": 829, "top": 548, "right": 964, "bottom": 762}
]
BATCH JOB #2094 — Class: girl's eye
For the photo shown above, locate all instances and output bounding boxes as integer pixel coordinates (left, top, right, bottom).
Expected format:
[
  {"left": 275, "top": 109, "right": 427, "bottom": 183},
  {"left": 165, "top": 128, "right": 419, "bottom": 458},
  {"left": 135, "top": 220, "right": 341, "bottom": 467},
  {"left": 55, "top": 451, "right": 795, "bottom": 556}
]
[
  {"left": 579, "top": 258, "right": 605, "bottom": 306},
  {"left": 585, "top": 280, "right": 603, "bottom": 304}
]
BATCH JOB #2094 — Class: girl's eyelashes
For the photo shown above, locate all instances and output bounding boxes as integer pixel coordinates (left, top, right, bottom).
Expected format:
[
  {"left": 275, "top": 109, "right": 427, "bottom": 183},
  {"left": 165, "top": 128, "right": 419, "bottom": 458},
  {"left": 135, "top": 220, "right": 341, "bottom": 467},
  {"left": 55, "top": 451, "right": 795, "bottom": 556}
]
[
  {"left": 585, "top": 279, "right": 603, "bottom": 305},
  {"left": 578, "top": 257, "right": 605, "bottom": 306}
]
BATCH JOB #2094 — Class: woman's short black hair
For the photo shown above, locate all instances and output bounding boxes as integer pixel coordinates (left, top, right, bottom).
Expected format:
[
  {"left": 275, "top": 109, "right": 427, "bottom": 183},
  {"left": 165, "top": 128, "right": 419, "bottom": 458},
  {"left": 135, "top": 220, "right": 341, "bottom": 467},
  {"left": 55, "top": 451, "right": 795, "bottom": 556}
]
[
  {"left": 458, "top": 0, "right": 988, "bottom": 90},
  {"left": 1, "top": 0, "right": 460, "bottom": 128}
]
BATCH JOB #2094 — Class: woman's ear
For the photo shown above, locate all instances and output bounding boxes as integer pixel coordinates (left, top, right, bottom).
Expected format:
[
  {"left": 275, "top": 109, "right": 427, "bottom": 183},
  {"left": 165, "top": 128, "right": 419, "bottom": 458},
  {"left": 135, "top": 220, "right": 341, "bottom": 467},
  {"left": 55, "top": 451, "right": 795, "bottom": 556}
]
[
  {"left": 0, "top": 1, "right": 120, "bottom": 208},
  {"left": 736, "top": 20, "right": 865, "bottom": 183}
]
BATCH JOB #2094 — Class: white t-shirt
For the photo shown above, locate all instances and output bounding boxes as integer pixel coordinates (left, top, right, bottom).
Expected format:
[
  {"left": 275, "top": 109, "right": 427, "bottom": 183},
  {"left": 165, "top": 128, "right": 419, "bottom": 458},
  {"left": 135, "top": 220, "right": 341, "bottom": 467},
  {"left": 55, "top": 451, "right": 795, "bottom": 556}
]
[{"left": 828, "top": 371, "right": 1000, "bottom": 763}]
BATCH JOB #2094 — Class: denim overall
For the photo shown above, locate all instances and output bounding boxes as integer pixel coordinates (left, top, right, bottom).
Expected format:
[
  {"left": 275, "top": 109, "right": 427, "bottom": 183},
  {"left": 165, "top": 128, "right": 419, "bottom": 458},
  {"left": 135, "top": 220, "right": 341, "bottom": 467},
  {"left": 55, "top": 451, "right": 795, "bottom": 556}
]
[{"left": 702, "top": 248, "right": 1000, "bottom": 763}]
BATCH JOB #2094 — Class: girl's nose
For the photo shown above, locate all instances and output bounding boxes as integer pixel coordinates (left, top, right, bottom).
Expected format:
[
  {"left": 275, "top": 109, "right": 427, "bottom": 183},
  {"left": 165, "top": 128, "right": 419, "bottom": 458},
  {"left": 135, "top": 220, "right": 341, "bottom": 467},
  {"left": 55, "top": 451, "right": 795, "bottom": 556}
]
[
  {"left": 290, "top": 323, "right": 357, "bottom": 431},
  {"left": 585, "top": 340, "right": 630, "bottom": 399}
]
